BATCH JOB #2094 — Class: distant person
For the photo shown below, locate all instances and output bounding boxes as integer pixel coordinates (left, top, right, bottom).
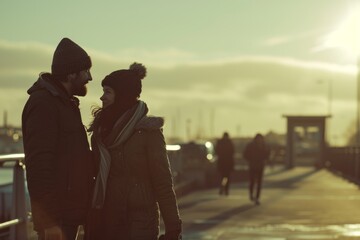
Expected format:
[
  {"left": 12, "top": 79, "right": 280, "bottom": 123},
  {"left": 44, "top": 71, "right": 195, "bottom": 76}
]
[
  {"left": 22, "top": 38, "right": 94, "bottom": 239},
  {"left": 215, "top": 132, "right": 235, "bottom": 196},
  {"left": 243, "top": 133, "right": 270, "bottom": 205},
  {"left": 86, "top": 63, "right": 182, "bottom": 240}
]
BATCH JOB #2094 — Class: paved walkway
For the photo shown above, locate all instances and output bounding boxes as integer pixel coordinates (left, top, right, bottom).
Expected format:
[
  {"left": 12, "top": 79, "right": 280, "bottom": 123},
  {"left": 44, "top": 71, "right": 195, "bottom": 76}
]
[{"left": 177, "top": 167, "right": 360, "bottom": 240}]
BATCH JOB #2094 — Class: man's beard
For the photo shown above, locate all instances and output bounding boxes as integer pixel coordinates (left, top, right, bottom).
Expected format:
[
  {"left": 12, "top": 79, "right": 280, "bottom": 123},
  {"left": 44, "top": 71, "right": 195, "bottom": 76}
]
[
  {"left": 71, "top": 78, "right": 87, "bottom": 96},
  {"left": 74, "top": 85, "right": 87, "bottom": 96}
]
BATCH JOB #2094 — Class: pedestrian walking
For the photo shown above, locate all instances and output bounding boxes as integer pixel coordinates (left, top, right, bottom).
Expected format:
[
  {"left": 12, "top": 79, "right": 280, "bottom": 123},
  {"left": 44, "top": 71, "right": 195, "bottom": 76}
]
[
  {"left": 86, "top": 63, "right": 182, "bottom": 240},
  {"left": 215, "top": 132, "right": 235, "bottom": 196},
  {"left": 22, "top": 37, "right": 94, "bottom": 239},
  {"left": 243, "top": 133, "right": 270, "bottom": 205}
]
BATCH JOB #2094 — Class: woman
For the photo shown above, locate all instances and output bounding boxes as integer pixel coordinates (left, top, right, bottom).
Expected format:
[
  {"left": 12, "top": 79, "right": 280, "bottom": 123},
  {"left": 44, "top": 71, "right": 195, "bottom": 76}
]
[{"left": 86, "top": 63, "right": 182, "bottom": 240}]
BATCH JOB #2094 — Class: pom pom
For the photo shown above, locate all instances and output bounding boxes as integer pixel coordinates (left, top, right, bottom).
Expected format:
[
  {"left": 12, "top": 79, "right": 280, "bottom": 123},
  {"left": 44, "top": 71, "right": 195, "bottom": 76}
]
[{"left": 129, "top": 62, "right": 147, "bottom": 80}]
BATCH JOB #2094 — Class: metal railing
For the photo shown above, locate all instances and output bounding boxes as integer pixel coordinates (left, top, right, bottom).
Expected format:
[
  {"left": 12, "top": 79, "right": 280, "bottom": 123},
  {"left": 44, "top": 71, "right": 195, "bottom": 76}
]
[
  {"left": 0, "top": 153, "right": 27, "bottom": 240},
  {"left": 324, "top": 147, "right": 360, "bottom": 184}
]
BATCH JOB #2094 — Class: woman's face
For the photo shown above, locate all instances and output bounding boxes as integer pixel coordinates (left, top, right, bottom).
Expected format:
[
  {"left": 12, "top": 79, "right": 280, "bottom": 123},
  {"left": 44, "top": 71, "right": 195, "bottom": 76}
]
[{"left": 100, "top": 86, "right": 115, "bottom": 108}]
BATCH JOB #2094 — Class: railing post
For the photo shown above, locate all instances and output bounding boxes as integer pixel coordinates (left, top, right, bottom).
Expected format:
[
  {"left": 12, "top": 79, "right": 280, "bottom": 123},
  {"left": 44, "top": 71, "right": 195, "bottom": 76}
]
[{"left": 9, "top": 161, "right": 27, "bottom": 240}]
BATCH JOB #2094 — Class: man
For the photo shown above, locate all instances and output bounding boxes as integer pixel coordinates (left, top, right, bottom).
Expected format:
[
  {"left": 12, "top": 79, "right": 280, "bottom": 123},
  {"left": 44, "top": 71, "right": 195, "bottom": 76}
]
[
  {"left": 243, "top": 133, "right": 270, "bottom": 205},
  {"left": 215, "top": 132, "right": 235, "bottom": 196},
  {"left": 22, "top": 38, "right": 94, "bottom": 239}
]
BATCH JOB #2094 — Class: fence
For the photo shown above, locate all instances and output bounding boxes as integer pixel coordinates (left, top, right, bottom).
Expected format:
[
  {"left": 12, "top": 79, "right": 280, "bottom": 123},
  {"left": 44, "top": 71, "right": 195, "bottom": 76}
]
[
  {"left": 324, "top": 146, "right": 360, "bottom": 184},
  {"left": 0, "top": 153, "right": 27, "bottom": 240}
]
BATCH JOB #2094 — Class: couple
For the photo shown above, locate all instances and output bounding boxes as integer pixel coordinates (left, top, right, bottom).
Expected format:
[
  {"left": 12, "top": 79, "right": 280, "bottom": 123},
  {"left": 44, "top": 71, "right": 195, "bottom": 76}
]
[{"left": 22, "top": 38, "right": 182, "bottom": 240}]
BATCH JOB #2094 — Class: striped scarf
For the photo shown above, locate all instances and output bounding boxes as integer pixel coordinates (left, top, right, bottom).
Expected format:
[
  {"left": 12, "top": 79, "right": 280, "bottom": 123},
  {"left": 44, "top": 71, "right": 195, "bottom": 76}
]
[{"left": 91, "top": 101, "right": 148, "bottom": 208}]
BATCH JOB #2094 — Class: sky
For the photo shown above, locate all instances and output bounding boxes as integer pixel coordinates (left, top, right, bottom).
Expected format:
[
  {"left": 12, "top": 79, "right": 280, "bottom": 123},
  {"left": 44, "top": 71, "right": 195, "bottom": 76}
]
[{"left": 1, "top": 0, "right": 360, "bottom": 145}]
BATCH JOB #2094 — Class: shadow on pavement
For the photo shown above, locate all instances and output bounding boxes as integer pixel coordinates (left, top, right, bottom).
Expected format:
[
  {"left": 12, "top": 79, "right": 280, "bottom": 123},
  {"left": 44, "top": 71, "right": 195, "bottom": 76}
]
[
  {"left": 184, "top": 203, "right": 256, "bottom": 231},
  {"left": 263, "top": 168, "right": 318, "bottom": 189},
  {"left": 178, "top": 197, "right": 215, "bottom": 210}
]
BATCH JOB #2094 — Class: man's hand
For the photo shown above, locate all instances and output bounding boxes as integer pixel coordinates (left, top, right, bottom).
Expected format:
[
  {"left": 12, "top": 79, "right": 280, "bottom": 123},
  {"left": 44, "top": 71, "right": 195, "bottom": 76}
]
[{"left": 44, "top": 225, "right": 63, "bottom": 240}]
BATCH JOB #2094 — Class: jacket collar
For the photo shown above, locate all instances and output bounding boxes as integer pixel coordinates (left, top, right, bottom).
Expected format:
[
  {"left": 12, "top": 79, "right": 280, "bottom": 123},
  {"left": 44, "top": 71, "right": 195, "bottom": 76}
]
[{"left": 27, "top": 72, "right": 79, "bottom": 107}]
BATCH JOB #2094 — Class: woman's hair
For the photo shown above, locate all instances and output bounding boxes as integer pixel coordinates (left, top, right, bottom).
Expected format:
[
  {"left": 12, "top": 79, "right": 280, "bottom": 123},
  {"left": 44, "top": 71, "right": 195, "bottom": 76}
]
[{"left": 88, "top": 62, "right": 147, "bottom": 133}]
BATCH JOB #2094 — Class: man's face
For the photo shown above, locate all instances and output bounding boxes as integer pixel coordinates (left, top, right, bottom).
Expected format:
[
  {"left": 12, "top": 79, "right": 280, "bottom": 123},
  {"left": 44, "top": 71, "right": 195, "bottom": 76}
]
[{"left": 70, "top": 69, "right": 92, "bottom": 96}]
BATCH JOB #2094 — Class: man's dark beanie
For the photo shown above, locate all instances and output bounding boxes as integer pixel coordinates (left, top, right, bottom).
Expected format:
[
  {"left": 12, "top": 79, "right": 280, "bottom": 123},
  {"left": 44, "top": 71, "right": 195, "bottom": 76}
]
[{"left": 51, "top": 37, "right": 92, "bottom": 75}]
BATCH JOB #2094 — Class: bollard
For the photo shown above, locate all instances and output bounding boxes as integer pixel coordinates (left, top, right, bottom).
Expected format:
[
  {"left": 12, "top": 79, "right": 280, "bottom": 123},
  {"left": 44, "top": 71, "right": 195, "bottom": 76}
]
[{"left": 9, "top": 161, "right": 27, "bottom": 240}]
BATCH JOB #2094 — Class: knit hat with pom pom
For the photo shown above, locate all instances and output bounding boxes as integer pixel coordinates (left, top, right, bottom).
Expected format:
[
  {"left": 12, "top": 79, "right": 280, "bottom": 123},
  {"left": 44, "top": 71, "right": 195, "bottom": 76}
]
[{"left": 102, "top": 62, "right": 146, "bottom": 100}]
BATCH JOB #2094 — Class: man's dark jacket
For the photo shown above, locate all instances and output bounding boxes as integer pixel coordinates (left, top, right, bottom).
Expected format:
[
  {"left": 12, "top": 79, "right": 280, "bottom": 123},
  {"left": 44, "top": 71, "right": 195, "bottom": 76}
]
[
  {"left": 215, "top": 138, "right": 235, "bottom": 174},
  {"left": 22, "top": 73, "right": 93, "bottom": 231},
  {"left": 243, "top": 141, "right": 270, "bottom": 169}
]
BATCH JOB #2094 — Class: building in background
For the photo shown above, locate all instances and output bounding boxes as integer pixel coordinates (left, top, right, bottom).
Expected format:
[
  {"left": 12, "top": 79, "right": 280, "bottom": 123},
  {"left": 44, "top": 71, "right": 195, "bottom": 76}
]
[{"left": 0, "top": 111, "right": 23, "bottom": 154}]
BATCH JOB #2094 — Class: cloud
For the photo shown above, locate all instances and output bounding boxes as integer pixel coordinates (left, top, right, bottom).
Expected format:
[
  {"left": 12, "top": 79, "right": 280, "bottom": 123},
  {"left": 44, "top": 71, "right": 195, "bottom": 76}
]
[
  {"left": 141, "top": 57, "right": 356, "bottom": 142},
  {"left": 261, "top": 29, "right": 324, "bottom": 50},
  {"left": 262, "top": 36, "right": 291, "bottom": 46},
  {"left": 0, "top": 40, "right": 357, "bottom": 144}
]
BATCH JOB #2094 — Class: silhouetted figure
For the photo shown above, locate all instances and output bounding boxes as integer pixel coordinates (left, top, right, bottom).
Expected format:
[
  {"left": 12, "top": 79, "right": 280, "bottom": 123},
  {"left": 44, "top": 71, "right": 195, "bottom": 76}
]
[
  {"left": 86, "top": 63, "right": 182, "bottom": 240},
  {"left": 215, "top": 132, "right": 235, "bottom": 196},
  {"left": 22, "top": 38, "right": 94, "bottom": 240},
  {"left": 243, "top": 133, "right": 270, "bottom": 205}
]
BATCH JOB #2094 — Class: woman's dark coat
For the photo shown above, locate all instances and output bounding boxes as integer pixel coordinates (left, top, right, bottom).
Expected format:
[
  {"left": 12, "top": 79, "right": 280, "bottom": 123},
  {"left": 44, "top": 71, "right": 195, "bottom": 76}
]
[{"left": 88, "top": 116, "right": 181, "bottom": 239}]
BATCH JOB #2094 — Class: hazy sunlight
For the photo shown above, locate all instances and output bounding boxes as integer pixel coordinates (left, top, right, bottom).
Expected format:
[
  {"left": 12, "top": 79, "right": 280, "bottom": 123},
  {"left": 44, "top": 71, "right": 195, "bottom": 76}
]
[{"left": 322, "top": 5, "right": 360, "bottom": 56}]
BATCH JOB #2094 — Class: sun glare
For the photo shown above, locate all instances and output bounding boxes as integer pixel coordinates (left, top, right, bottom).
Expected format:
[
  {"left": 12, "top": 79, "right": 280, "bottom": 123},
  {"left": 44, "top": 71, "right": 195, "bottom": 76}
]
[{"left": 322, "top": 5, "right": 360, "bottom": 55}]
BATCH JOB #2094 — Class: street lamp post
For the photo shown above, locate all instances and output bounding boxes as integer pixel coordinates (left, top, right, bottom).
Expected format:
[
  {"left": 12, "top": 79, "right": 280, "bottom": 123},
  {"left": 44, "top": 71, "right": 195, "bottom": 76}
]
[
  {"left": 328, "top": 78, "right": 332, "bottom": 116},
  {"left": 356, "top": 59, "right": 360, "bottom": 181},
  {"left": 317, "top": 79, "right": 332, "bottom": 116},
  {"left": 357, "top": 58, "right": 360, "bottom": 145}
]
